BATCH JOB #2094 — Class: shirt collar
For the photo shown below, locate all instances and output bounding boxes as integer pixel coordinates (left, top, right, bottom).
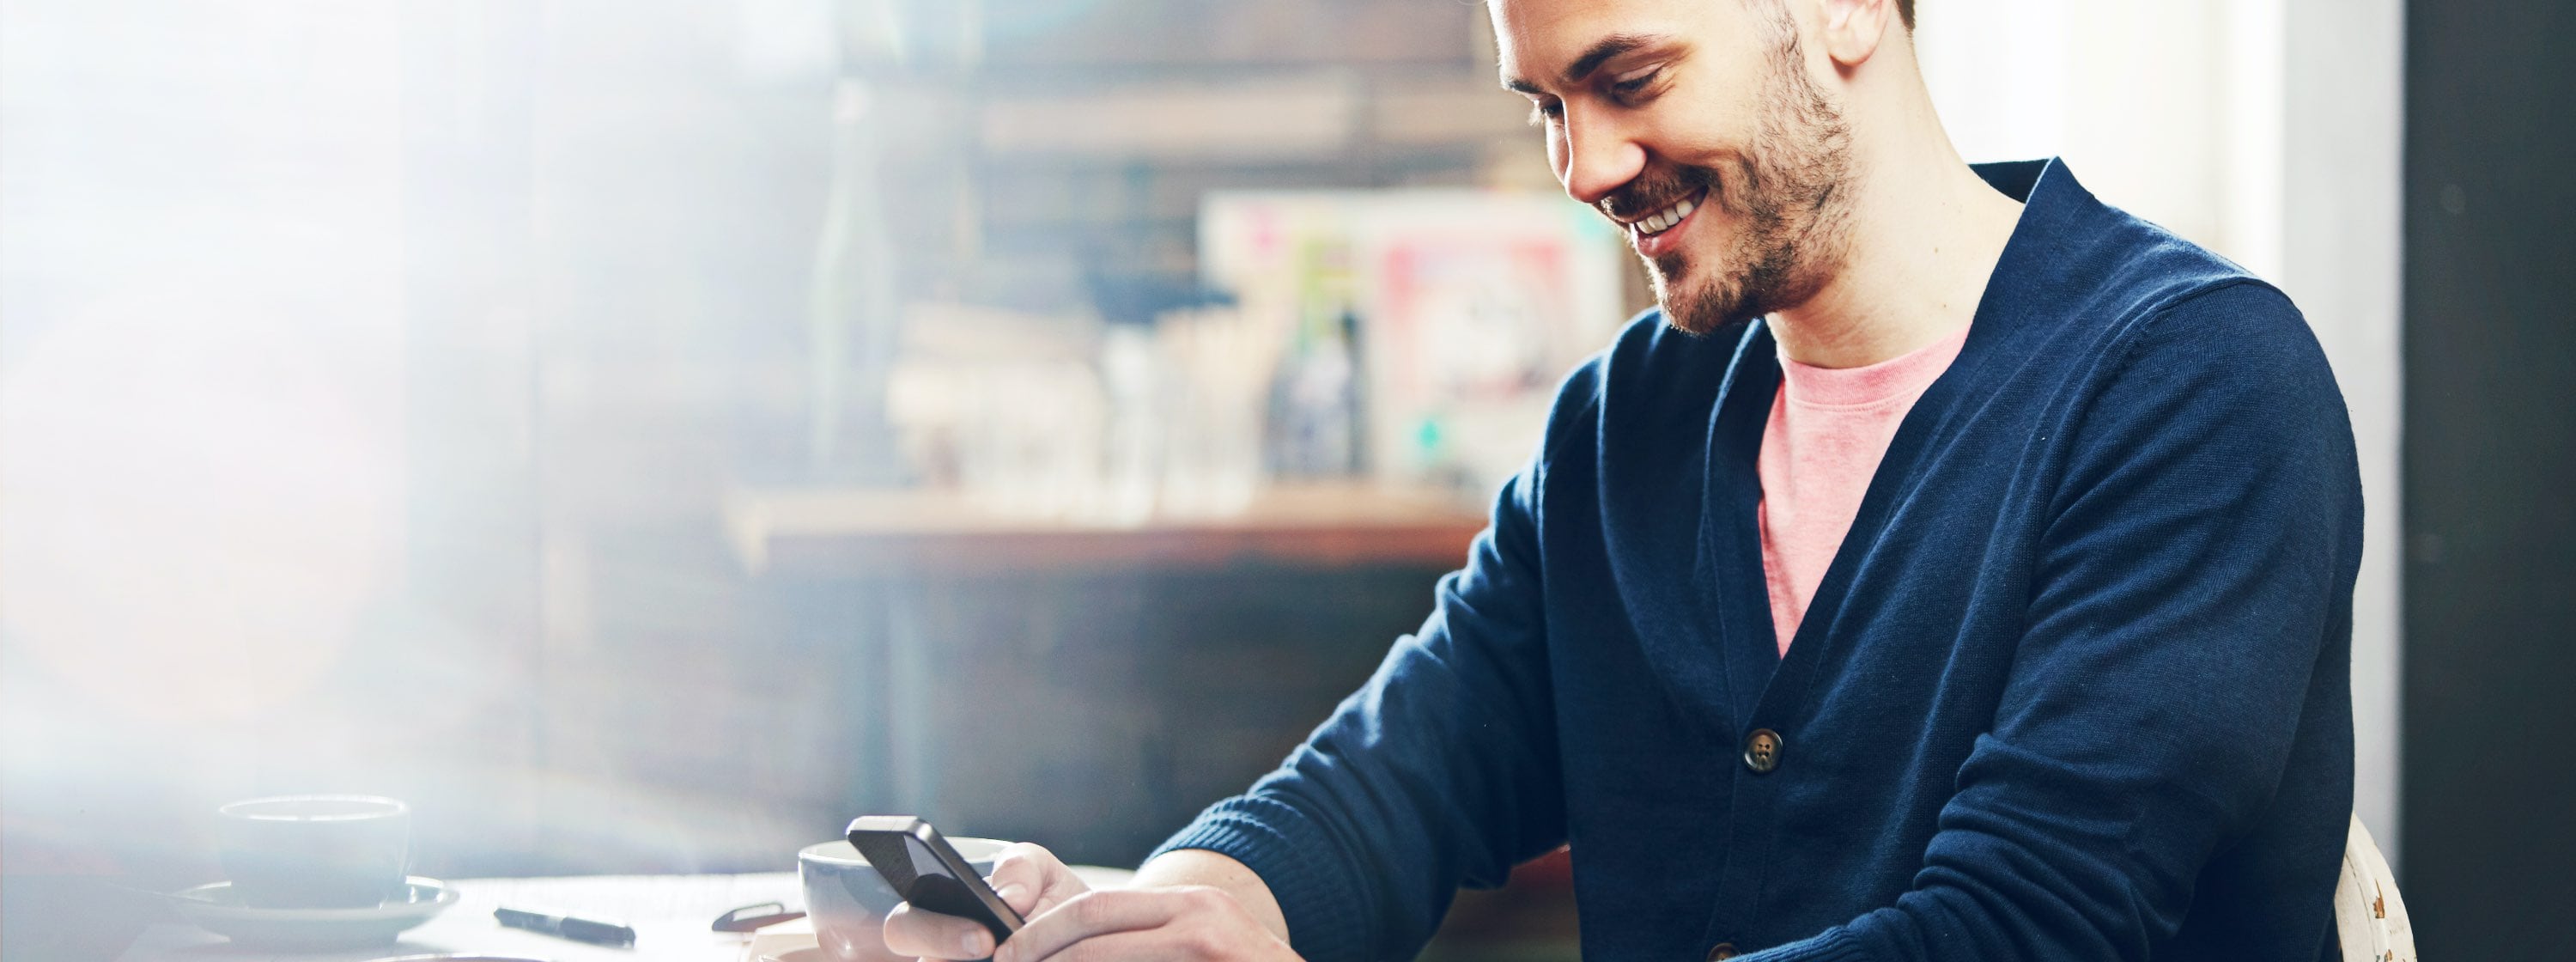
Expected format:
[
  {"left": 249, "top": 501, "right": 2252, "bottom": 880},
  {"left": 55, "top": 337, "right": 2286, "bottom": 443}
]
[{"left": 1971, "top": 158, "right": 2055, "bottom": 204}]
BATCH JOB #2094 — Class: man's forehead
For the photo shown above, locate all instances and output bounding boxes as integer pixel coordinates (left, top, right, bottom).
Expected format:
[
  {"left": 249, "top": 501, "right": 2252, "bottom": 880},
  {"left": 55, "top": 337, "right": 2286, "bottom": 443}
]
[{"left": 1492, "top": 0, "right": 1704, "bottom": 88}]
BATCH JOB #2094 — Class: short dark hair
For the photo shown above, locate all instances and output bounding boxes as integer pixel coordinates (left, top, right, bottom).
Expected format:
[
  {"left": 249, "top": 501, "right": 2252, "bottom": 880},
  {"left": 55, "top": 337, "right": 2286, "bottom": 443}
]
[{"left": 1898, "top": 0, "right": 1916, "bottom": 30}]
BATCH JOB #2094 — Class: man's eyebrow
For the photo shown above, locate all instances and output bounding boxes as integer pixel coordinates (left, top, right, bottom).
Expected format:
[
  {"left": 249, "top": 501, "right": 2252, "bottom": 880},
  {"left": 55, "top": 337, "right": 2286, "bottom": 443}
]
[{"left": 1502, "top": 33, "right": 1668, "bottom": 95}]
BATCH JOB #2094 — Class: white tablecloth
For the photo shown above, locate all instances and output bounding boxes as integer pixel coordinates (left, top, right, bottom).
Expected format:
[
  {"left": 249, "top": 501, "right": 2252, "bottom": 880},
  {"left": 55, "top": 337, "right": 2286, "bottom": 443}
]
[
  {"left": 118, "top": 873, "right": 811, "bottom": 962},
  {"left": 117, "top": 867, "right": 1136, "bottom": 962}
]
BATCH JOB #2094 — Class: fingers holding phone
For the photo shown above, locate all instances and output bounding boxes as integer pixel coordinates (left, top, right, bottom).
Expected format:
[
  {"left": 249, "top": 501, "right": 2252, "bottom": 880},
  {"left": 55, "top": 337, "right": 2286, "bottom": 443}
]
[
  {"left": 981, "top": 886, "right": 1300, "bottom": 962},
  {"left": 881, "top": 841, "right": 1089, "bottom": 959},
  {"left": 983, "top": 843, "right": 1091, "bottom": 921},
  {"left": 860, "top": 818, "right": 1295, "bottom": 962}
]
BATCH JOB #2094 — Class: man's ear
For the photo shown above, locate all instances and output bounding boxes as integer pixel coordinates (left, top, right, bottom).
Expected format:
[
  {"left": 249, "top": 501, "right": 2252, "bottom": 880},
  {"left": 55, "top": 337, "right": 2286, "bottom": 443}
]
[{"left": 1818, "top": 0, "right": 1893, "bottom": 69}]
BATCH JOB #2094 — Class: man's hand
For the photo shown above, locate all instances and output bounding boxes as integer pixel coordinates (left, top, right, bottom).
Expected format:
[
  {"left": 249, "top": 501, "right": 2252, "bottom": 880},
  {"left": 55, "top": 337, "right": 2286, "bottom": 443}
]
[{"left": 878, "top": 843, "right": 1300, "bottom": 962}]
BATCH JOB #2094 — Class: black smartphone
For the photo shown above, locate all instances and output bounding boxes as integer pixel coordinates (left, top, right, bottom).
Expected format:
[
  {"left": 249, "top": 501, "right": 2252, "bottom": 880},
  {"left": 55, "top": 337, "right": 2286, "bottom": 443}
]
[{"left": 845, "top": 815, "right": 1024, "bottom": 947}]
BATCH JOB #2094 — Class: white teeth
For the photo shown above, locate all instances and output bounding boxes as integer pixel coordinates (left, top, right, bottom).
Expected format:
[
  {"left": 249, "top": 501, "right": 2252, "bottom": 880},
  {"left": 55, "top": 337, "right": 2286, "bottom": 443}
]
[{"left": 1634, "top": 195, "right": 1698, "bottom": 237}]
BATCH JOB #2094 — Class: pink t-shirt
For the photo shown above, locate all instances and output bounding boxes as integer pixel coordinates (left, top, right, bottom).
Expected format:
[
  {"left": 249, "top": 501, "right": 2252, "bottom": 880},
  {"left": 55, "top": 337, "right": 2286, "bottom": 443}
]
[{"left": 1759, "top": 324, "right": 1971, "bottom": 656}]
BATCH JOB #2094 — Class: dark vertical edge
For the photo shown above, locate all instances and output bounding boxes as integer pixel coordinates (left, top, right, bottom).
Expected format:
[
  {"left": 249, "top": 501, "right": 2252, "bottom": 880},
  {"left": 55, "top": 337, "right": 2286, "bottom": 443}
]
[{"left": 2400, "top": 0, "right": 2576, "bottom": 953}]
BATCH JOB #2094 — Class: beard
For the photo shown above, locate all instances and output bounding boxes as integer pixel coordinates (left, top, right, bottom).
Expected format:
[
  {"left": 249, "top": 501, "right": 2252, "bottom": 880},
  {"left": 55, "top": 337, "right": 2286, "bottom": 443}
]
[{"left": 1631, "top": 19, "right": 1856, "bottom": 336}]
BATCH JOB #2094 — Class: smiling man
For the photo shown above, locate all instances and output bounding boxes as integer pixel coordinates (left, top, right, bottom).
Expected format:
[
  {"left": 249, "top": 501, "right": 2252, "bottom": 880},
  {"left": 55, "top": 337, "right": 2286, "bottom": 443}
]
[{"left": 884, "top": 0, "right": 2362, "bottom": 959}]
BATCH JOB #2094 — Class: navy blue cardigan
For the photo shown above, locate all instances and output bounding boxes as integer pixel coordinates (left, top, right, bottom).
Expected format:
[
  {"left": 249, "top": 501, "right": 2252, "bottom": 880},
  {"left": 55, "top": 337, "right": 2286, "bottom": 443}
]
[{"left": 1154, "top": 160, "right": 2362, "bottom": 961}]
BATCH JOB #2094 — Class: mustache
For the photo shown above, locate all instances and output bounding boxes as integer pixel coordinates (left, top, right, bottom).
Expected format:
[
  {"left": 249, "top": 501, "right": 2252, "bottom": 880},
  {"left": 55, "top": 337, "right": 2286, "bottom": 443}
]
[{"left": 1599, "top": 164, "right": 1717, "bottom": 222}]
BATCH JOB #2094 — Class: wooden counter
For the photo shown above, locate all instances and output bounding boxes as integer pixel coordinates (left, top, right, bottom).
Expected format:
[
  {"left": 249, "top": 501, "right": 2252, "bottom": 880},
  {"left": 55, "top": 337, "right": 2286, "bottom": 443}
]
[{"left": 722, "top": 482, "right": 1489, "bottom": 575}]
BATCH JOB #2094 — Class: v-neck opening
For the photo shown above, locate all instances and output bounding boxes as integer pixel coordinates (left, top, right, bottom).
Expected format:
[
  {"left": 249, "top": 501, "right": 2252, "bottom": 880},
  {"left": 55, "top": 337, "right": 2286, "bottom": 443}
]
[{"left": 1694, "top": 159, "right": 2063, "bottom": 732}]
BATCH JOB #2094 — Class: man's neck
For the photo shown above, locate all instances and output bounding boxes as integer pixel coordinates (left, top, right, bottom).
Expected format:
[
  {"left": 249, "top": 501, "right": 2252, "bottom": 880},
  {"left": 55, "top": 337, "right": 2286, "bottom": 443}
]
[{"left": 1766, "top": 101, "right": 2024, "bottom": 370}]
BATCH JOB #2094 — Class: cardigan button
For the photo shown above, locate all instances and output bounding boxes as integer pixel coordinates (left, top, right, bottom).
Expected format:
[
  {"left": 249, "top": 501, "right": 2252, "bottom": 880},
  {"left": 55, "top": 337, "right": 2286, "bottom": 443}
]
[
  {"left": 1706, "top": 942, "right": 1741, "bottom": 960},
  {"left": 1743, "top": 728, "right": 1783, "bottom": 773}
]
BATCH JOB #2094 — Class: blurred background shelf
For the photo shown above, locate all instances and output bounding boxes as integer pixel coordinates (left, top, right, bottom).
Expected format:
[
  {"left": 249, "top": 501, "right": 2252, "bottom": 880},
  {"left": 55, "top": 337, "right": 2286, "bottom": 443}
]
[
  {"left": 723, "top": 483, "right": 1490, "bottom": 575},
  {"left": 716, "top": 479, "right": 1502, "bottom": 901}
]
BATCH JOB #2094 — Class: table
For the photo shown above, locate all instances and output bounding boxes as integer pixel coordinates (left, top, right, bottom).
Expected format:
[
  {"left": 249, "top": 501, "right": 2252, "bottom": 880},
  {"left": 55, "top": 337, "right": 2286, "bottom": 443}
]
[
  {"left": 117, "top": 868, "right": 1137, "bottom": 962},
  {"left": 116, "top": 874, "right": 802, "bottom": 962}
]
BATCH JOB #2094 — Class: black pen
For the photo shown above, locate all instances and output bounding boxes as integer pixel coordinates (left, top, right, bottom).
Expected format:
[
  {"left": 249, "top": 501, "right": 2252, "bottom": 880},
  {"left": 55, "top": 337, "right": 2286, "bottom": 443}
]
[{"left": 495, "top": 905, "right": 637, "bottom": 947}]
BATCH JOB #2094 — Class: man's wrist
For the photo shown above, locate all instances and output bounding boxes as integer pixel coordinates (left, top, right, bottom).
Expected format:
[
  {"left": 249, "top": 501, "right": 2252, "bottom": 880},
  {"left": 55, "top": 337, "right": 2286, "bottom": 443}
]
[{"left": 1135, "top": 847, "right": 1292, "bottom": 945}]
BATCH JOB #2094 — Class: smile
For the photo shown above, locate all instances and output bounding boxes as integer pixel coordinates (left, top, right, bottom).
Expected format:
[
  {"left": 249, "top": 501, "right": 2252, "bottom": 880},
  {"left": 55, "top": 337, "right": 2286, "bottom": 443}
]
[
  {"left": 1620, "top": 187, "right": 1706, "bottom": 257},
  {"left": 1631, "top": 194, "right": 1697, "bottom": 236}
]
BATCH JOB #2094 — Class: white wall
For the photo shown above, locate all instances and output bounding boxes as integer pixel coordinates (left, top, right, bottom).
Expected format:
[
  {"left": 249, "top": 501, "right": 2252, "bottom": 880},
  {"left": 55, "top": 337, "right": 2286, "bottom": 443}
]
[
  {"left": 2281, "top": 0, "right": 2406, "bottom": 867},
  {"left": 1917, "top": 0, "right": 2404, "bottom": 861}
]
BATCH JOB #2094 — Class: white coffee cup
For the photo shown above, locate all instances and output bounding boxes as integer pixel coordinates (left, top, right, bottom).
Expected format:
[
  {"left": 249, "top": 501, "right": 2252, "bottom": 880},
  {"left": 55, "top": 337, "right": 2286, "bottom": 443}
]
[{"left": 798, "top": 837, "right": 1010, "bottom": 962}]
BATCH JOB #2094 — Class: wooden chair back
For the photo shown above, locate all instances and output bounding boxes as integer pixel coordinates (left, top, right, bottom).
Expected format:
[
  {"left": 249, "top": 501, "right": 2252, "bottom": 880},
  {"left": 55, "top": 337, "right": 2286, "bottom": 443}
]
[{"left": 2333, "top": 813, "right": 2417, "bottom": 961}]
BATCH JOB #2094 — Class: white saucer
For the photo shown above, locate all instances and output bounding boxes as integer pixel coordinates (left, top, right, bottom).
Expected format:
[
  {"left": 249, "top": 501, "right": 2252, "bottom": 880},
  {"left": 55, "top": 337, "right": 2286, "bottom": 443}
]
[{"left": 171, "top": 876, "right": 459, "bottom": 949}]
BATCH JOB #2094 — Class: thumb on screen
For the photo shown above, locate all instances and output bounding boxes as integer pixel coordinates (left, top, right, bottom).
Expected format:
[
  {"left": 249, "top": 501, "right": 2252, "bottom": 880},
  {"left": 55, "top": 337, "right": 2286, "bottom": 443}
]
[{"left": 986, "top": 842, "right": 1082, "bottom": 916}]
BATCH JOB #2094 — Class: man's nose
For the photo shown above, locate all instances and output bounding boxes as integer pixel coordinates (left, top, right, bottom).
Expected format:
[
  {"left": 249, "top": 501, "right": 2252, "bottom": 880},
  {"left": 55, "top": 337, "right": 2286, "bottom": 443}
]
[{"left": 1557, "top": 103, "right": 1647, "bottom": 208}]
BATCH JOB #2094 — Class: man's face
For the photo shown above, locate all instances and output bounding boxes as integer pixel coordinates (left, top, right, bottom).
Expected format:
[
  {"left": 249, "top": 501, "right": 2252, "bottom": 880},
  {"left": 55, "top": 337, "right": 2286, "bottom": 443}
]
[{"left": 1494, "top": 0, "right": 1855, "bottom": 334}]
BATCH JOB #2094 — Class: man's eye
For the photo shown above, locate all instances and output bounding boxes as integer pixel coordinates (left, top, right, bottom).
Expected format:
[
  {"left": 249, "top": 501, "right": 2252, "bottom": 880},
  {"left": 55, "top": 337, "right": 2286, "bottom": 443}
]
[
  {"left": 1609, "top": 67, "right": 1661, "bottom": 101},
  {"left": 1528, "top": 100, "right": 1564, "bottom": 126}
]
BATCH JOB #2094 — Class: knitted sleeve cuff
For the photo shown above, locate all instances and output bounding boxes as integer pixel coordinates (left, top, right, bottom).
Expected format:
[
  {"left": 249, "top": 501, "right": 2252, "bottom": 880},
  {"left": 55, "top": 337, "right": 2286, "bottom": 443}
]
[
  {"left": 1735, "top": 926, "right": 1875, "bottom": 962},
  {"left": 1148, "top": 795, "right": 1376, "bottom": 962}
]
